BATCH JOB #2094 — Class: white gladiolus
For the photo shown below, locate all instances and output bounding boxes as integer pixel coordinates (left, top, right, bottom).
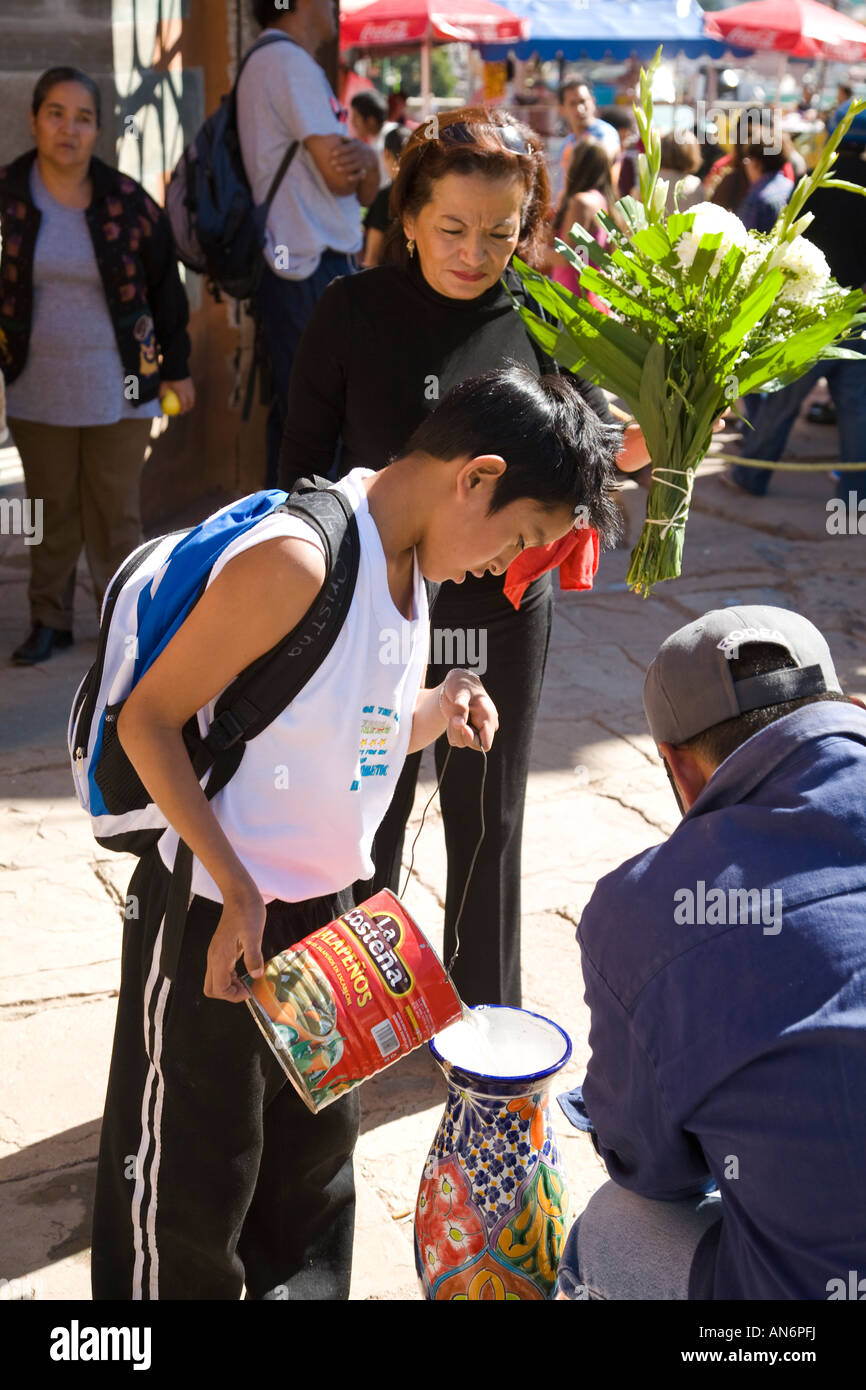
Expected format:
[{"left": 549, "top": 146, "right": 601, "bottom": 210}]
[
  {"left": 674, "top": 203, "right": 749, "bottom": 278},
  {"left": 651, "top": 178, "right": 669, "bottom": 219}
]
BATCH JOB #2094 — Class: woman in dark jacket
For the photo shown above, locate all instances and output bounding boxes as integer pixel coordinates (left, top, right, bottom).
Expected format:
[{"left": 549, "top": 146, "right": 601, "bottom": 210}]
[
  {"left": 278, "top": 108, "right": 650, "bottom": 1008},
  {"left": 1, "top": 67, "right": 193, "bottom": 665}
]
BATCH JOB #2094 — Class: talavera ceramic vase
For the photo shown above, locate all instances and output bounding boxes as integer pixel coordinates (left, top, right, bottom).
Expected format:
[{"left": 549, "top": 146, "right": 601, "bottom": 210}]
[{"left": 414, "top": 1005, "right": 572, "bottom": 1300}]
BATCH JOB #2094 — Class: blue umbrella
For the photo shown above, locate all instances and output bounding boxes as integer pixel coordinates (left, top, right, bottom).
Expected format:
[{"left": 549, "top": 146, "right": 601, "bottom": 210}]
[{"left": 478, "top": 0, "right": 738, "bottom": 60}]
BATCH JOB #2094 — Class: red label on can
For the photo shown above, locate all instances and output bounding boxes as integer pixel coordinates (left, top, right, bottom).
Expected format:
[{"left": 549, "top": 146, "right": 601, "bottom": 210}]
[{"left": 244, "top": 890, "right": 462, "bottom": 1112}]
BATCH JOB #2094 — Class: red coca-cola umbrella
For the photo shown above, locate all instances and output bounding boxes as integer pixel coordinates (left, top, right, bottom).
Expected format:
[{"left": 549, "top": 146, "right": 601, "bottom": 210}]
[
  {"left": 704, "top": 0, "right": 866, "bottom": 61},
  {"left": 341, "top": 0, "right": 529, "bottom": 113}
]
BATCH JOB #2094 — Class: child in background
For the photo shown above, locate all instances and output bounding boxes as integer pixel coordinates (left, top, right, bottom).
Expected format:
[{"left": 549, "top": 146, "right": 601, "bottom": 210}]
[
  {"left": 659, "top": 131, "right": 705, "bottom": 214},
  {"left": 362, "top": 124, "right": 411, "bottom": 268},
  {"left": 548, "top": 138, "right": 624, "bottom": 312}
]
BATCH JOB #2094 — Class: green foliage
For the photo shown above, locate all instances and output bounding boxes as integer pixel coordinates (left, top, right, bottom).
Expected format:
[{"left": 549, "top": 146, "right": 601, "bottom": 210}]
[{"left": 510, "top": 50, "right": 866, "bottom": 598}]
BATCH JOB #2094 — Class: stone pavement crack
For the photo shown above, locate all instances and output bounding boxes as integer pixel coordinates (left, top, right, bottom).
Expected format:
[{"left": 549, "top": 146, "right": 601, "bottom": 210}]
[
  {"left": 592, "top": 789, "right": 670, "bottom": 837},
  {"left": 0, "top": 1154, "right": 98, "bottom": 1189},
  {"left": 592, "top": 716, "right": 659, "bottom": 768},
  {"left": 403, "top": 869, "right": 446, "bottom": 911},
  {"left": 0, "top": 762, "right": 70, "bottom": 778},
  {"left": 1, "top": 989, "right": 118, "bottom": 1020},
  {"left": 91, "top": 861, "right": 127, "bottom": 910},
  {"left": 552, "top": 906, "right": 583, "bottom": 931}
]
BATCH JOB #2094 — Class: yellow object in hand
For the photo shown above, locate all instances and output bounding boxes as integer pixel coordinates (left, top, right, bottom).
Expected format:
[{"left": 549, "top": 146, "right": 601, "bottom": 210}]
[{"left": 161, "top": 388, "right": 181, "bottom": 416}]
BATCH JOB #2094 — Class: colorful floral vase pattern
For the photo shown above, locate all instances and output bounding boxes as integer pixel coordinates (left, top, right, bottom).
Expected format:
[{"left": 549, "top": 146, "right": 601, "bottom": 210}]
[{"left": 415, "top": 1007, "right": 572, "bottom": 1300}]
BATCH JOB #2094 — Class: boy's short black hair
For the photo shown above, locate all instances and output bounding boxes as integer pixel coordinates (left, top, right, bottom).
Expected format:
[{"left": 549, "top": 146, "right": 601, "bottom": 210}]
[
  {"left": 32, "top": 67, "right": 101, "bottom": 127},
  {"left": 351, "top": 90, "right": 387, "bottom": 128},
  {"left": 402, "top": 366, "right": 624, "bottom": 544},
  {"left": 252, "top": 0, "right": 295, "bottom": 27}
]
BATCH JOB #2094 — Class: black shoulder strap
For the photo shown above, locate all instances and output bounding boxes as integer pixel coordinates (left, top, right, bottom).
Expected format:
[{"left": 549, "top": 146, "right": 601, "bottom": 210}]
[{"left": 159, "top": 479, "right": 360, "bottom": 980}]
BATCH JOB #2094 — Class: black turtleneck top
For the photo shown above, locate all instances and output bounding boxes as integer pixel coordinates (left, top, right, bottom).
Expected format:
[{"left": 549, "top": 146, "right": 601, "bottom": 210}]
[{"left": 277, "top": 256, "right": 615, "bottom": 487}]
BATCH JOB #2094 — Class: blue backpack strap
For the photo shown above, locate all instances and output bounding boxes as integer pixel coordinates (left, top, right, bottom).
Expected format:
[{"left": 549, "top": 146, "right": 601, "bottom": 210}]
[{"left": 159, "top": 479, "right": 360, "bottom": 980}]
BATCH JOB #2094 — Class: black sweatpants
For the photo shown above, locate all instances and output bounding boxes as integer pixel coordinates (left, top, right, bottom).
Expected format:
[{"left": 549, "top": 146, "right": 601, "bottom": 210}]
[
  {"left": 359, "top": 572, "right": 554, "bottom": 1008},
  {"left": 91, "top": 847, "right": 360, "bottom": 1300}
]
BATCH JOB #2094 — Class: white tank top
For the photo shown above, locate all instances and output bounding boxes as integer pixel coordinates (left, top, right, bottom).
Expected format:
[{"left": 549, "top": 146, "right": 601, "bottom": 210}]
[{"left": 156, "top": 469, "right": 429, "bottom": 903}]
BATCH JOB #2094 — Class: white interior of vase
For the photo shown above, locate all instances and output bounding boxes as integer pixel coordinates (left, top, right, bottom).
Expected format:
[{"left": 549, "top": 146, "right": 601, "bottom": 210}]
[{"left": 433, "top": 1005, "right": 568, "bottom": 1079}]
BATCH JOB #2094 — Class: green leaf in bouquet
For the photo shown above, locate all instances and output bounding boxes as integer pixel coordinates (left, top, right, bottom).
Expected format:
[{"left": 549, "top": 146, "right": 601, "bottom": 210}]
[
  {"left": 733, "top": 308, "right": 862, "bottom": 393},
  {"left": 632, "top": 224, "right": 672, "bottom": 260},
  {"left": 716, "top": 267, "right": 786, "bottom": 354},
  {"left": 821, "top": 178, "right": 866, "bottom": 199},
  {"left": 665, "top": 211, "right": 692, "bottom": 245},
  {"left": 577, "top": 263, "right": 679, "bottom": 334},
  {"left": 609, "top": 247, "right": 686, "bottom": 310},
  {"left": 712, "top": 244, "right": 747, "bottom": 304},
  {"left": 615, "top": 196, "right": 648, "bottom": 234},
  {"left": 819, "top": 342, "right": 866, "bottom": 362},
  {"left": 685, "top": 232, "right": 724, "bottom": 288},
  {"left": 555, "top": 227, "right": 615, "bottom": 272}
]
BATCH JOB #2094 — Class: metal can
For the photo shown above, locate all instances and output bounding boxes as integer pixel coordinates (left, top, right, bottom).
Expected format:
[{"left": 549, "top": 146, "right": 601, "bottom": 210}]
[{"left": 244, "top": 889, "right": 463, "bottom": 1113}]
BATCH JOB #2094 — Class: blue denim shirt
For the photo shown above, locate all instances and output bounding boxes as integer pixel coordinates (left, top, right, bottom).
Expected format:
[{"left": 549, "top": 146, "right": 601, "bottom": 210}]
[
  {"left": 560, "top": 702, "right": 866, "bottom": 1299},
  {"left": 737, "top": 169, "right": 794, "bottom": 234}
]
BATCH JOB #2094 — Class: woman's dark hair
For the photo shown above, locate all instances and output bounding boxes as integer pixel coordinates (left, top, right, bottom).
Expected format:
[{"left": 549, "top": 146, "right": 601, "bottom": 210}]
[
  {"left": 598, "top": 106, "right": 637, "bottom": 138},
  {"left": 351, "top": 90, "right": 387, "bottom": 130},
  {"left": 32, "top": 68, "right": 101, "bottom": 127},
  {"left": 383, "top": 124, "right": 411, "bottom": 161},
  {"left": 383, "top": 107, "right": 551, "bottom": 270},
  {"left": 660, "top": 130, "right": 702, "bottom": 176},
  {"left": 252, "top": 0, "right": 295, "bottom": 26},
  {"left": 741, "top": 138, "right": 787, "bottom": 176},
  {"left": 402, "top": 366, "right": 624, "bottom": 546},
  {"left": 555, "top": 137, "right": 625, "bottom": 235}
]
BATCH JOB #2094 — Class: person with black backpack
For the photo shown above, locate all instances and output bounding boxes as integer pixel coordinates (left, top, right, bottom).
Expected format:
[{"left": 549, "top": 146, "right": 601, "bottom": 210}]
[
  {"left": 87, "top": 366, "right": 623, "bottom": 1300},
  {"left": 237, "top": 0, "right": 379, "bottom": 485}
]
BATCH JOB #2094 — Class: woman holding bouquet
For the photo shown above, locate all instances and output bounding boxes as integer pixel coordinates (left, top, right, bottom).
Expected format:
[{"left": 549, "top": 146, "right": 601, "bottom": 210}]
[{"left": 278, "top": 109, "right": 650, "bottom": 1007}]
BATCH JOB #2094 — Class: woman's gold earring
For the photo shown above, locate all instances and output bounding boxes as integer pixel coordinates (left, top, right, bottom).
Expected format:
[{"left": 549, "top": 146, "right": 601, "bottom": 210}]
[{"left": 407, "top": 238, "right": 415, "bottom": 257}]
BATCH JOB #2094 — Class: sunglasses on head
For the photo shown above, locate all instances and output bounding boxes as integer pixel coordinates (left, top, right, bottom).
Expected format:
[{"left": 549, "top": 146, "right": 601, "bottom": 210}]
[{"left": 435, "top": 119, "right": 531, "bottom": 156}]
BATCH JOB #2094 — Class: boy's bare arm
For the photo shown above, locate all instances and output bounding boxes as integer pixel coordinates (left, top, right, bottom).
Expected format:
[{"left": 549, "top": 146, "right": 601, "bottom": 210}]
[{"left": 117, "top": 536, "right": 325, "bottom": 1001}]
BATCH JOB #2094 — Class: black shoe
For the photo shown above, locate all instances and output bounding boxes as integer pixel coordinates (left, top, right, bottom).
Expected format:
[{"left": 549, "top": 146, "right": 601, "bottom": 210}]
[
  {"left": 807, "top": 401, "right": 836, "bottom": 425},
  {"left": 10, "top": 623, "right": 74, "bottom": 666}
]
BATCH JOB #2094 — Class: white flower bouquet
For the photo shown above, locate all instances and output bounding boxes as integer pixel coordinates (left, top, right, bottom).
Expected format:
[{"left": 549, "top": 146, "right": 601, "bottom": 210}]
[{"left": 511, "top": 50, "right": 866, "bottom": 597}]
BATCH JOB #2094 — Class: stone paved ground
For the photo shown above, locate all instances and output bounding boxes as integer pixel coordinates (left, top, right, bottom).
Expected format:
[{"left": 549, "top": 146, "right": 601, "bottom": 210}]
[{"left": 1, "top": 399, "right": 864, "bottom": 1301}]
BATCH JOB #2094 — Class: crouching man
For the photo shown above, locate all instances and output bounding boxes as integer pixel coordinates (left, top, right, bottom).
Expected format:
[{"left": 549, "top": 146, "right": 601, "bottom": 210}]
[{"left": 557, "top": 606, "right": 866, "bottom": 1300}]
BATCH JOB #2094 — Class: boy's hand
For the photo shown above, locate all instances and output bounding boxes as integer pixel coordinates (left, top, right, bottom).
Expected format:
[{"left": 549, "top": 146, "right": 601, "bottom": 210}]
[
  {"left": 204, "top": 885, "right": 267, "bottom": 1003},
  {"left": 440, "top": 668, "right": 499, "bottom": 752}
]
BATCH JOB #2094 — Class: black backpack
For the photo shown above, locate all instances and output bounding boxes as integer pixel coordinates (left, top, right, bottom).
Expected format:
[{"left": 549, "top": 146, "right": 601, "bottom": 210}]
[
  {"left": 70, "top": 478, "right": 361, "bottom": 981},
  {"left": 166, "top": 31, "right": 299, "bottom": 302}
]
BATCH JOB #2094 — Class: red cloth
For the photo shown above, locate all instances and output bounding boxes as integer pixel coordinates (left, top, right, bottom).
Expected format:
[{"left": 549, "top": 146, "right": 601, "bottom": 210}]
[{"left": 503, "top": 527, "right": 599, "bottom": 610}]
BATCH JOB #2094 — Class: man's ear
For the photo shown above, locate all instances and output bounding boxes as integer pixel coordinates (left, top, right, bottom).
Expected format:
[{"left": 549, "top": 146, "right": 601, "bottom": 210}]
[{"left": 659, "top": 741, "right": 711, "bottom": 813}]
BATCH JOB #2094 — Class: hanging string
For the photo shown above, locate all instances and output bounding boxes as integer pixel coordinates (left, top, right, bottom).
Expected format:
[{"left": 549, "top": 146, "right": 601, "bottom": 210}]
[
  {"left": 445, "top": 748, "right": 487, "bottom": 977},
  {"left": 400, "top": 746, "right": 453, "bottom": 900},
  {"left": 398, "top": 733, "right": 489, "bottom": 979}
]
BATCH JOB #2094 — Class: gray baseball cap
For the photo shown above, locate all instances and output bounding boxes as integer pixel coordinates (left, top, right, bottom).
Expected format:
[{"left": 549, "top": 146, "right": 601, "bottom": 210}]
[{"left": 643, "top": 606, "right": 842, "bottom": 746}]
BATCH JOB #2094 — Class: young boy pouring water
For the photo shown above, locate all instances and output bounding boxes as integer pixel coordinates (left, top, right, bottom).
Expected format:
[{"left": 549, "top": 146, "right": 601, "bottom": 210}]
[{"left": 90, "top": 366, "right": 622, "bottom": 1299}]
